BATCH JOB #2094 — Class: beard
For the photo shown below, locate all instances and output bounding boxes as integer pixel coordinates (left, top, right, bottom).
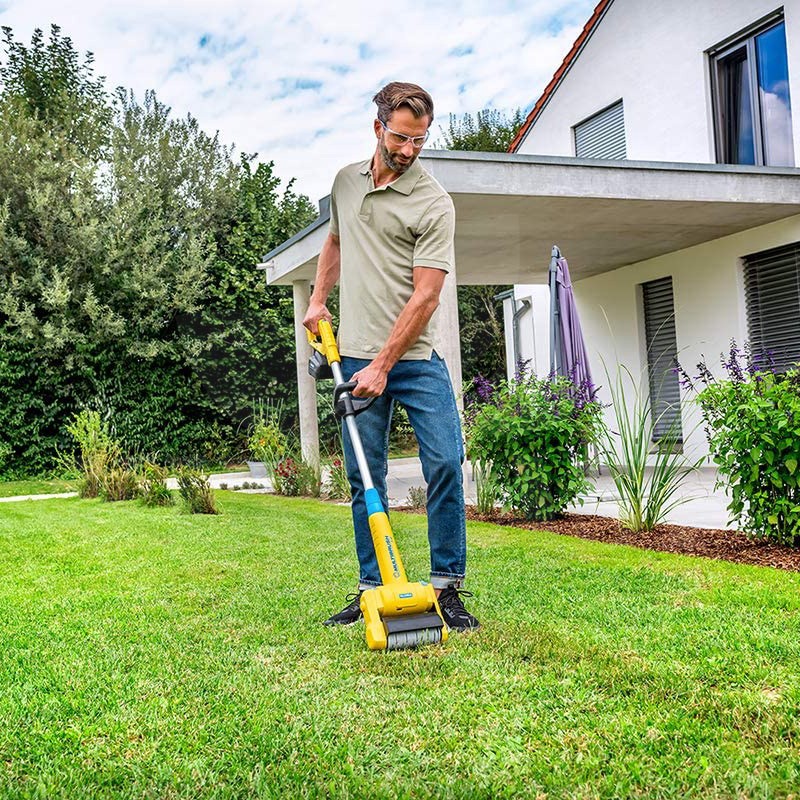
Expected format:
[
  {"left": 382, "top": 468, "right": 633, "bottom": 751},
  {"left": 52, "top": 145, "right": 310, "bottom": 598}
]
[{"left": 379, "top": 138, "right": 416, "bottom": 174}]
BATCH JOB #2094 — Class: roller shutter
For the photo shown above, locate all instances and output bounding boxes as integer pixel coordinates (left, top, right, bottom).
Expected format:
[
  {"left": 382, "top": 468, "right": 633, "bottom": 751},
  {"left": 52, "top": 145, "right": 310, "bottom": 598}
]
[
  {"left": 744, "top": 242, "right": 800, "bottom": 372},
  {"left": 574, "top": 100, "right": 626, "bottom": 159},
  {"left": 642, "top": 277, "right": 683, "bottom": 443}
]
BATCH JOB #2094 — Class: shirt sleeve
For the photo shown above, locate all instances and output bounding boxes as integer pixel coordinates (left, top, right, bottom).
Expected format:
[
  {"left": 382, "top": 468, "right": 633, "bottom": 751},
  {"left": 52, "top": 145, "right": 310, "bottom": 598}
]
[
  {"left": 412, "top": 194, "right": 455, "bottom": 273},
  {"left": 328, "top": 174, "right": 340, "bottom": 237}
]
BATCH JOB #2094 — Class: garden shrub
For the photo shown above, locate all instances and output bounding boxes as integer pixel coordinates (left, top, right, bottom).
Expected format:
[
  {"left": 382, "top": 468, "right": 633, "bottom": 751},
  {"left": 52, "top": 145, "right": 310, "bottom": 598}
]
[
  {"left": 274, "top": 456, "right": 320, "bottom": 497},
  {"left": 406, "top": 485, "right": 427, "bottom": 510},
  {"left": 682, "top": 342, "right": 800, "bottom": 544},
  {"left": 176, "top": 468, "right": 218, "bottom": 515},
  {"left": 465, "top": 373, "right": 602, "bottom": 520},
  {"left": 389, "top": 404, "right": 416, "bottom": 455}
]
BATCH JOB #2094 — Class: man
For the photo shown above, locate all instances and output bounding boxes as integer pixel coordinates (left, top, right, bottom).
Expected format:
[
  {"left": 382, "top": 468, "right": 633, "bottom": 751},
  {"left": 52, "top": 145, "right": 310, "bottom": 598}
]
[{"left": 303, "top": 82, "right": 479, "bottom": 632}]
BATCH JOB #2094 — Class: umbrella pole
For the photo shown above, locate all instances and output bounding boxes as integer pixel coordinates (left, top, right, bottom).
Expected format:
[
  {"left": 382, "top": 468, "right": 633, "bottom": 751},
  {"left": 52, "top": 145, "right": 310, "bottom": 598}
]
[{"left": 549, "top": 245, "right": 561, "bottom": 375}]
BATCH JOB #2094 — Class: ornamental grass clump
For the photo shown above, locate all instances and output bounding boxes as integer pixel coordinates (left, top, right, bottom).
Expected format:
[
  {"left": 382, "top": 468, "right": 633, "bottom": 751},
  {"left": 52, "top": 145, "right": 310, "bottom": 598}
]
[
  {"left": 139, "top": 462, "right": 174, "bottom": 507},
  {"left": 473, "top": 459, "right": 500, "bottom": 515},
  {"left": 100, "top": 467, "right": 140, "bottom": 502},
  {"left": 680, "top": 340, "right": 800, "bottom": 545},
  {"left": 465, "top": 372, "right": 603, "bottom": 521},
  {"left": 323, "top": 454, "right": 351, "bottom": 501},
  {"left": 64, "top": 410, "right": 122, "bottom": 498},
  {"left": 598, "top": 364, "right": 702, "bottom": 532},
  {"left": 176, "top": 468, "right": 218, "bottom": 515},
  {"left": 248, "top": 400, "right": 289, "bottom": 485}
]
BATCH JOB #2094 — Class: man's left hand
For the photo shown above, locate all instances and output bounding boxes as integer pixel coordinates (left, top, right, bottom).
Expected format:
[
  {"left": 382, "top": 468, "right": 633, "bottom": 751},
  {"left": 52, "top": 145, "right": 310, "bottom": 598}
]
[{"left": 350, "top": 363, "right": 389, "bottom": 397}]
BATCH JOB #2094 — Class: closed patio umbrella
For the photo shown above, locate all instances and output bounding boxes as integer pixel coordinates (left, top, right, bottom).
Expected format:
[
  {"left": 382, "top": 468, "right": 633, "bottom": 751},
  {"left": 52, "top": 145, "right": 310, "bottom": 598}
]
[{"left": 548, "top": 245, "right": 593, "bottom": 389}]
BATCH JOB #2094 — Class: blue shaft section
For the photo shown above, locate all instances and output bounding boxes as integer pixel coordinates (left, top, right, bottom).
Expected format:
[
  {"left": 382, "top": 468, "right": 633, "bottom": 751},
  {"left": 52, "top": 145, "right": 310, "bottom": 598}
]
[{"left": 364, "top": 487, "right": 384, "bottom": 517}]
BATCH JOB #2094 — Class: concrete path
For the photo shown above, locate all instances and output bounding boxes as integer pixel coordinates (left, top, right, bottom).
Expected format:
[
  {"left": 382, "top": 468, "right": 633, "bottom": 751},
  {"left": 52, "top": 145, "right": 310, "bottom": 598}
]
[
  {"left": 384, "top": 457, "right": 733, "bottom": 530},
  {"left": 0, "top": 491, "right": 80, "bottom": 503},
  {"left": 0, "top": 471, "right": 263, "bottom": 504}
]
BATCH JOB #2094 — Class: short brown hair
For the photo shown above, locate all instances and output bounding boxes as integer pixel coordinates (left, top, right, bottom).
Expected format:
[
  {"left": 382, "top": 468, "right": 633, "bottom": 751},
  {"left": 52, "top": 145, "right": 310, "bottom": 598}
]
[{"left": 373, "top": 82, "right": 434, "bottom": 124}]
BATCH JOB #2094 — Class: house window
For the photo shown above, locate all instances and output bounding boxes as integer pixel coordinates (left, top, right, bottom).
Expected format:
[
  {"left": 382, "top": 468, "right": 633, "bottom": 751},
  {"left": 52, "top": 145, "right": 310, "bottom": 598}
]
[
  {"left": 641, "top": 277, "right": 683, "bottom": 444},
  {"left": 743, "top": 241, "right": 800, "bottom": 372},
  {"left": 573, "top": 100, "right": 626, "bottom": 159},
  {"left": 710, "top": 16, "right": 795, "bottom": 167}
]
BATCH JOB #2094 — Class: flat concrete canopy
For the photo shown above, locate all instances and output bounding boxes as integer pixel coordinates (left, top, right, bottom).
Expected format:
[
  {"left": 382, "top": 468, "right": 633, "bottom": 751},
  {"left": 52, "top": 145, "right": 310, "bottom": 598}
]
[{"left": 261, "top": 151, "right": 800, "bottom": 286}]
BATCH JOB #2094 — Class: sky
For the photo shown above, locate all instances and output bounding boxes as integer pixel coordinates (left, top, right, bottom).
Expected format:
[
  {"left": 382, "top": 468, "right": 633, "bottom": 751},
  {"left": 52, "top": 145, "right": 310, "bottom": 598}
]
[{"left": 0, "top": 0, "right": 598, "bottom": 205}]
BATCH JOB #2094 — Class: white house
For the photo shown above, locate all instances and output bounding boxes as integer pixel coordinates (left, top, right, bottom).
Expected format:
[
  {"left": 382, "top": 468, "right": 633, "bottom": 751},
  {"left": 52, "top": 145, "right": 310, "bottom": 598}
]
[
  {"left": 261, "top": 0, "right": 800, "bottom": 465},
  {"left": 505, "top": 0, "right": 800, "bottom": 457}
]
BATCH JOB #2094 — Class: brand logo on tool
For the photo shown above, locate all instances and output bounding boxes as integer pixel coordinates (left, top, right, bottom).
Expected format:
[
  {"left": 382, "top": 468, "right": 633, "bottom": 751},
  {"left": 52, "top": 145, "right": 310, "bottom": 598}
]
[{"left": 385, "top": 535, "right": 401, "bottom": 578}]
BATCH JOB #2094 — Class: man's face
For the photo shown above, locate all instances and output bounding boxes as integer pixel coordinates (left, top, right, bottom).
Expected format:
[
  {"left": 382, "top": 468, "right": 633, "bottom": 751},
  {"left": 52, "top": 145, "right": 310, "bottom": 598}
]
[{"left": 374, "top": 107, "right": 430, "bottom": 174}]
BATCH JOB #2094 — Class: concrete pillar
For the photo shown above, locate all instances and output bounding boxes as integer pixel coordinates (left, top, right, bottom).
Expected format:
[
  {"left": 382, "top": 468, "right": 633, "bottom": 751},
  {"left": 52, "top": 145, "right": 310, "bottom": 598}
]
[
  {"left": 438, "top": 270, "right": 464, "bottom": 409},
  {"left": 292, "top": 280, "right": 319, "bottom": 468}
]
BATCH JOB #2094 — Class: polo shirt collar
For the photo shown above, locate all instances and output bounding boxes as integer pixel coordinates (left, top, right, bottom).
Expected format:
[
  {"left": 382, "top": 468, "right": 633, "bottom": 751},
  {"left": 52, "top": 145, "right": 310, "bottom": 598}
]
[{"left": 359, "top": 157, "right": 423, "bottom": 195}]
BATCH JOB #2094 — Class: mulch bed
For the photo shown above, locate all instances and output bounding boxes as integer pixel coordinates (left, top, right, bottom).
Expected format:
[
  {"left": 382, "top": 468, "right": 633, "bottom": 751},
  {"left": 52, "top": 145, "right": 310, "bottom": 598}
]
[
  {"left": 396, "top": 505, "right": 800, "bottom": 573},
  {"left": 463, "top": 508, "right": 800, "bottom": 573}
]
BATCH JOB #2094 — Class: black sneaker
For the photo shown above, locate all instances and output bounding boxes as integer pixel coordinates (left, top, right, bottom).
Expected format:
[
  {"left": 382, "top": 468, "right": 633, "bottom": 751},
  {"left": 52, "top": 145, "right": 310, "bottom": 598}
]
[
  {"left": 437, "top": 587, "right": 480, "bottom": 632},
  {"left": 323, "top": 591, "right": 364, "bottom": 626}
]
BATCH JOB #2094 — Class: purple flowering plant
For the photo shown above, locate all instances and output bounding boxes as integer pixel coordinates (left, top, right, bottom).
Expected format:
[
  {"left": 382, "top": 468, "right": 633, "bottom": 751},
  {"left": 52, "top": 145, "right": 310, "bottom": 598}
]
[
  {"left": 678, "top": 339, "right": 800, "bottom": 544},
  {"left": 463, "top": 367, "right": 603, "bottom": 521}
]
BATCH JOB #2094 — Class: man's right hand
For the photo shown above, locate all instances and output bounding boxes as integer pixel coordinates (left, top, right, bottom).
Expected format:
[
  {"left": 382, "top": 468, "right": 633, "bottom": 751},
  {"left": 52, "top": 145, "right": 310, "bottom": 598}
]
[{"left": 303, "top": 301, "right": 333, "bottom": 335}]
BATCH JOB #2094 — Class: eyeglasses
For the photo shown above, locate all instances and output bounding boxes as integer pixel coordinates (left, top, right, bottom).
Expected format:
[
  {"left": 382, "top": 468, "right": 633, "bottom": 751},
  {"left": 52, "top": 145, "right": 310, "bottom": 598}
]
[{"left": 379, "top": 120, "right": 429, "bottom": 149}]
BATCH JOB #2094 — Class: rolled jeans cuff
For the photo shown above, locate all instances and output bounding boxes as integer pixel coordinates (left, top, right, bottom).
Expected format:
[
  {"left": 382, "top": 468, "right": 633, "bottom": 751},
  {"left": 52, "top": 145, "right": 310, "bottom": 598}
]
[{"left": 429, "top": 574, "right": 464, "bottom": 590}]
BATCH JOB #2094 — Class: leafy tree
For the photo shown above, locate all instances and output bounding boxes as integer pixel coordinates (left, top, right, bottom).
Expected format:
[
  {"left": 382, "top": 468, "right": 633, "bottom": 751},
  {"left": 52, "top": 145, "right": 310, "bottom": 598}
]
[
  {"left": 437, "top": 108, "right": 524, "bottom": 384},
  {"left": 456, "top": 284, "right": 509, "bottom": 385},
  {"left": 193, "top": 157, "right": 316, "bottom": 446},
  {"left": 0, "top": 25, "right": 316, "bottom": 476},
  {"left": 0, "top": 24, "right": 111, "bottom": 152},
  {"left": 0, "top": 26, "right": 112, "bottom": 475},
  {"left": 437, "top": 108, "right": 524, "bottom": 153}
]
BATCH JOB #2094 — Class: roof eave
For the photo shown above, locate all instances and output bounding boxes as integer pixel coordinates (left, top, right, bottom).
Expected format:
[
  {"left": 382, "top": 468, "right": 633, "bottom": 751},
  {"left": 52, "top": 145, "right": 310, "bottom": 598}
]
[{"left": 509, "top": 0, "right": 615, "bottom": 153}]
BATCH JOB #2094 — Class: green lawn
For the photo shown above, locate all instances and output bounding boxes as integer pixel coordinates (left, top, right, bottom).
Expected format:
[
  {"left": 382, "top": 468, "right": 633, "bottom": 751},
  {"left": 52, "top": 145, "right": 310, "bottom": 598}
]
[
  {"left": 1, "top": 494, "right": 799, "bottom": 799},
  {"left": 0, "top": 478, "right": 77, "bottom": 498}
]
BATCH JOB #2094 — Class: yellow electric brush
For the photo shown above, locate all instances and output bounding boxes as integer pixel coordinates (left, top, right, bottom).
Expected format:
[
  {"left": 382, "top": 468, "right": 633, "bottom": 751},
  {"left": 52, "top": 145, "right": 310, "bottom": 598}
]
[{"left": 307, "top": 320, "right": 448, "bottom": 651}]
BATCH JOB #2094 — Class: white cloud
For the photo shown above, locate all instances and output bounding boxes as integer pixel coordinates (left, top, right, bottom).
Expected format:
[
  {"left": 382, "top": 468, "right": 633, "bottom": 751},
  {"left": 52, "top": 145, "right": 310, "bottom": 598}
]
[
  {"left": 0, "top": 0, "right": 597, "bottom": 203},
  {"left": 760, "top": 89, "right": 795, "bottom": 167}
]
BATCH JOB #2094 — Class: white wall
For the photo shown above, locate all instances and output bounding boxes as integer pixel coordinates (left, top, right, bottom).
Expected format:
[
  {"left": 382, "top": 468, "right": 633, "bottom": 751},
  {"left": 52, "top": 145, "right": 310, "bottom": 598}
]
[
  {"left": 575, "top": 214, "right": 800, "bottom": 459},
  {"left": 500, "top": 286, "right": 550, "bottom": 380},
  {"left": 506, "top": 0, "right": 800, "bottom": 463},
  {"left": 517, "top": 0, "right": 800, "bottom": 166}
]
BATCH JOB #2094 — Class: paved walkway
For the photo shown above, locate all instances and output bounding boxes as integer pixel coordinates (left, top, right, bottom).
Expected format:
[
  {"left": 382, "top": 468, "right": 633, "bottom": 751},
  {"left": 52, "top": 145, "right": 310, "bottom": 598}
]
[
  {"left": 1, "top": 461, "right": 732, "bottom": 530},
  {"left": 385, "top": 457, "right": 732, "bottom": 530}
]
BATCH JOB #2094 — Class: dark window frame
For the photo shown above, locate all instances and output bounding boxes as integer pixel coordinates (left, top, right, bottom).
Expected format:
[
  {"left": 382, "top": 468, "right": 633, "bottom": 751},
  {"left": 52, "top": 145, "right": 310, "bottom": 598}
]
[{"left": 709, "top": 11, "right": 794, "bottom": 166}]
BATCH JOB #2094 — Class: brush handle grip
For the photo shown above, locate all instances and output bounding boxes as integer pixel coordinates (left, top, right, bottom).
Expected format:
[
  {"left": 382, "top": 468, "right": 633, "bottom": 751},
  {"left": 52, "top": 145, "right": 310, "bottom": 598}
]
[{"left": 306, "top": 319, "right": 341, "bottom": 365}]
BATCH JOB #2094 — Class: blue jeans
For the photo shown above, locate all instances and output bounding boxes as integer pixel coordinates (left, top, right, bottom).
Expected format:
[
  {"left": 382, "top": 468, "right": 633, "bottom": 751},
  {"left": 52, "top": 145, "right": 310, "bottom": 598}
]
[{"left": 340, "top": 353, "right": 466, "bottom": 590}]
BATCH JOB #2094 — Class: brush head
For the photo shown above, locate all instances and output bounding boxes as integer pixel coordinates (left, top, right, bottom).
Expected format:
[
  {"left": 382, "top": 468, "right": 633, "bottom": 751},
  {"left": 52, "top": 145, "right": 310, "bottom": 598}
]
[{"left": 361, "top": 584, "right": 448, "bottom": 650}]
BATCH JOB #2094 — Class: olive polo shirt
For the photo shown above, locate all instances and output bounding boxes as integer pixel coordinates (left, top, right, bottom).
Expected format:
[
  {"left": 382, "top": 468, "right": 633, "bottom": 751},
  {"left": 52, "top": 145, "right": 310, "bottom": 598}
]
[{"left": 328, "top": 157, "right": 455, "bottom": 361}]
